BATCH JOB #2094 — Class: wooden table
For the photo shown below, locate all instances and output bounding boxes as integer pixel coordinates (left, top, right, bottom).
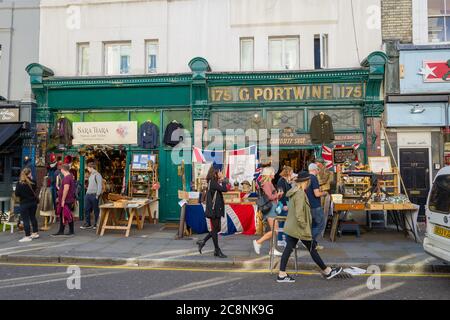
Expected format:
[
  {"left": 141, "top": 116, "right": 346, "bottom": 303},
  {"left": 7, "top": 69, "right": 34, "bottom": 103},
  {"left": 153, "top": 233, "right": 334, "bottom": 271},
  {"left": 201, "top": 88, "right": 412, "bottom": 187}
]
[
  {"left": 329, "top": 202, "right": 420, "bottom": 243},
  {"left": 97, "top": 199, "right": 158, "bottom": 237}
]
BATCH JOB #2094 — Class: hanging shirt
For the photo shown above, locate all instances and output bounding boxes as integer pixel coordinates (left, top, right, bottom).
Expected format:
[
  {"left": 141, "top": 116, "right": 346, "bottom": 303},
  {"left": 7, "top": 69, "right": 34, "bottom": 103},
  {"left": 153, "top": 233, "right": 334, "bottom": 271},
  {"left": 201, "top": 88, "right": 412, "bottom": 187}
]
[
  {"left": 138, "top": 122, "right": 159, "bottom": 149},
  {"left": 163, "top": 122, "right": 184, "bottom": 147}
]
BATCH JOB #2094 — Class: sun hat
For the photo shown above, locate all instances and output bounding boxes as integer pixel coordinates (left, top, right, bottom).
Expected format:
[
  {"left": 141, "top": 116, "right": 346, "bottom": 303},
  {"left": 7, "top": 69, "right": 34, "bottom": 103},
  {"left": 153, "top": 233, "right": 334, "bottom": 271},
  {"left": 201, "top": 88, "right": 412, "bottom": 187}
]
[{"left": 295, "top": 171, "right": 311, "bottom": 183}]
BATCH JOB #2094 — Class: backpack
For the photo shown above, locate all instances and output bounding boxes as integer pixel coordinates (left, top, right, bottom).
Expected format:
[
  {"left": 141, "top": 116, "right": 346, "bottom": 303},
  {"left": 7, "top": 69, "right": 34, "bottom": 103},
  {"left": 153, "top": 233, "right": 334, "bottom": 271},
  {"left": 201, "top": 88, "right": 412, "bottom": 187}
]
[
  {"left": 75, "top": 181, "right": 83, "bottom": 200},
  {"left": 256, "top": 181, "right": 273, "bottom": 215}
]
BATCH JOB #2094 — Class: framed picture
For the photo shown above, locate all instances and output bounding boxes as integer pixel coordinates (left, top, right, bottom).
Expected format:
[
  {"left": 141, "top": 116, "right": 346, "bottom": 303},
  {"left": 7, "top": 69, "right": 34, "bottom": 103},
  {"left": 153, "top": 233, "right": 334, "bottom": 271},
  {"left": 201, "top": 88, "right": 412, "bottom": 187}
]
[
  {"left": 368, "top": 156, "right": 392, "bottom": 173},
  {"left": 223, "top": 191, "right": 241, "bottom": 204}
]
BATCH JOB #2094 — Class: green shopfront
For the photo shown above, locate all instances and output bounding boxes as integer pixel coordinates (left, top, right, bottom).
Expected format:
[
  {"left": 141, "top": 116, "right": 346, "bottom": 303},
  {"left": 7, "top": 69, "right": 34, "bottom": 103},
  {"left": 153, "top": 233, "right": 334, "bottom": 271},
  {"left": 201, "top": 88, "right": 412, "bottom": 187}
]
[{"left": 27, "top": 52, "right": 387, "bottom": 222}]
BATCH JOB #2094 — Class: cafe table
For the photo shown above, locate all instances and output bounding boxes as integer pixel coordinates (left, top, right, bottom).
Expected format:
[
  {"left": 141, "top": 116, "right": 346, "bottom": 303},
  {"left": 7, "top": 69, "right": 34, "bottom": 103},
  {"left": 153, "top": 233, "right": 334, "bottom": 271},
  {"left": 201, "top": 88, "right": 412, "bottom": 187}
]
[{"left": 97, "top": 198, "right": 158, "bottom": 237}]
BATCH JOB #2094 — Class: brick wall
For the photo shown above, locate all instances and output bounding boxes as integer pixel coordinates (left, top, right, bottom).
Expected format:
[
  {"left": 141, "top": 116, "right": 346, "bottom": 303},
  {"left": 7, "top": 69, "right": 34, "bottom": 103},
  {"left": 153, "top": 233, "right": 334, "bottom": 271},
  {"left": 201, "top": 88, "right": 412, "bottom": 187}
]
[{"left": 381, "top": 0, "right": 413, "bottom": 43}]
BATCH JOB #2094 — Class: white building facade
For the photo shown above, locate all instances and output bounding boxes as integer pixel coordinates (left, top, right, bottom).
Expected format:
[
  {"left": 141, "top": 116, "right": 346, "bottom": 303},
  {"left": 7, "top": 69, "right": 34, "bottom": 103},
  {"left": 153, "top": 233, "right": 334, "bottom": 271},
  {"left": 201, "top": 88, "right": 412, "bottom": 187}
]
[{"left": 39, "top": 0, "right": 383, "bottom": 76}]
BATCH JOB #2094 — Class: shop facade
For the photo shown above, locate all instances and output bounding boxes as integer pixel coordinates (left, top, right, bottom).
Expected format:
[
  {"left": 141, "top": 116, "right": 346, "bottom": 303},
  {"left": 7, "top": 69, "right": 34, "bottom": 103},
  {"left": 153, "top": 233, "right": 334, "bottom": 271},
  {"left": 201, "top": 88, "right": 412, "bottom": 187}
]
[
  {"left": 385, "top": 44, "right": 450, "bottom": 217},
  {"left": 27, "top": 52, "right": 387, "bottom": 222}
]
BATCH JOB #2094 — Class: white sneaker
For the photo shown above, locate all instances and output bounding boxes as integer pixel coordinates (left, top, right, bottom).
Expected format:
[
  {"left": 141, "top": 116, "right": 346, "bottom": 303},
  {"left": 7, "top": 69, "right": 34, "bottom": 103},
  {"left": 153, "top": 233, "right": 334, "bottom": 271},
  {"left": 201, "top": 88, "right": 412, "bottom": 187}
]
[
  {"left": 253, "top": 240, "right": 261, "bottom": 255},
  {"left": 273, "top": 248, "right": 283, "bottom": 256},
  {"left": 31, "top": 233, "right": 40, "bottom": 239},
  {"left": 19, "top": 236, "right": 32, "bottom": 243}
]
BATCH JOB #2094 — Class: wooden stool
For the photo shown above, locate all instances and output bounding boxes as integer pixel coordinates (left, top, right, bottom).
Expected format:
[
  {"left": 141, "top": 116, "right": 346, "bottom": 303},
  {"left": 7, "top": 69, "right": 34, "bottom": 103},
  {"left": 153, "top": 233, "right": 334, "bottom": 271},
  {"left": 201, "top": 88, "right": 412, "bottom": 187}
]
[{"left": 40, "top": 210, "right": 56, "bottom": 231}]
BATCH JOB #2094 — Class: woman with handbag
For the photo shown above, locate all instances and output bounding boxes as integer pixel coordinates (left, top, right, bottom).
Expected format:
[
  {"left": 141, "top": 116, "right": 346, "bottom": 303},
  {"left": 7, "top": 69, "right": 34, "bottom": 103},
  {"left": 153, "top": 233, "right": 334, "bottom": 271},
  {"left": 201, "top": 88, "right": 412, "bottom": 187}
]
[
  {"left": 15, "top": 168, "right": 40, "bottom": 242},
  {"left": 277, "top": 172, "right": 342, "bottom": 282},
  {"left": 253, "top": 166, "right": 284, "bottom": 256},
  {"left": 196, "top": 166, "right": 229, "bottom": 258}
]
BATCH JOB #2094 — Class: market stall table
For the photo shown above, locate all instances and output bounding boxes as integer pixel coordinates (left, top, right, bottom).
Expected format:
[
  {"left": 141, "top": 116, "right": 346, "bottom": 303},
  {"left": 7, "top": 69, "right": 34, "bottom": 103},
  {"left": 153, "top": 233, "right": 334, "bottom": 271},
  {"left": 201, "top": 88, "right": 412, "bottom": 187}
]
[
  {"left": 185, "top": 203, "right": 257, "bottom": 235},
  {"left": 97, "top": 199, "right": 158, "bottom": 237},
  {"left": 329, "top": 201, "right": 421, "bottom": 243}
]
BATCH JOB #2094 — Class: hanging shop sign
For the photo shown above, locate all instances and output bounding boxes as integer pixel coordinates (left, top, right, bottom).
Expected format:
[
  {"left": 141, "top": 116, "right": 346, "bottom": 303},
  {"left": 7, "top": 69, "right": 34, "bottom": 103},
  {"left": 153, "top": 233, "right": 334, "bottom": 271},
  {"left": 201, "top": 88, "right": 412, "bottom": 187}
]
[
  {"left": 72, "top": 121, "right": 138, "bottom": 145},
  {"left": 209, "top": 83, "right": 365, "bottom": 103},
  {"left": 269, "top": 128, "right": 364, "bottom": 146},
  {"left": 332, "top": 147, "right": 357, "bottom": 164},
  {"left": 0, "top": 108, "right": 20, "bottom": 122},
  {"left": 418, "top": 60, "right": 450, "bottom": 83}
]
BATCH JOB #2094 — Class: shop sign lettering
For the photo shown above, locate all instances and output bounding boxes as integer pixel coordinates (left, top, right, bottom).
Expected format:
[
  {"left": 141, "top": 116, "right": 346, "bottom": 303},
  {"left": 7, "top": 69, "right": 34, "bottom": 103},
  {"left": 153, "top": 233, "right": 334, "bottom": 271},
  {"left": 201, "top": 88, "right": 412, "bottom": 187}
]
[
  {"left": 209, "top": 83, "right": 365, "bottom": 103},
  {"left": 0, "top": 108, "right": 19, "bottom": 122},
  {"left": 270, "top": 133, "right": 364, "bottom": 146},
  {"left": 72, "top": 121, "right": 137, "bottom": 145}
]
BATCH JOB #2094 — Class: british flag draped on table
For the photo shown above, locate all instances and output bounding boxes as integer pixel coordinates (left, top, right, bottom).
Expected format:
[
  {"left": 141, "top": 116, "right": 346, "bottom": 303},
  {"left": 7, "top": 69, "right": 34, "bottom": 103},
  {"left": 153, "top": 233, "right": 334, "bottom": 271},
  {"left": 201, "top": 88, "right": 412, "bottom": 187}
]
[{"left": 188, "top": 146, "right": 259, "bottom": 235}]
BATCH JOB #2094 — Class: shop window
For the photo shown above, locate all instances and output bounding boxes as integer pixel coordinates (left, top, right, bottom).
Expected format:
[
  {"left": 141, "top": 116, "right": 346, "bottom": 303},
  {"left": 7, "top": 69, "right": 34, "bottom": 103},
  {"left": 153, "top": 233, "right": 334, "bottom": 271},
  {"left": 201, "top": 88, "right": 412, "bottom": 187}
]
[
  {"left": 428, "top": 0, "right": 450, "bottom": 42},
  {"left": 267, "top": 110, "right": 304, "bottom": 131},
  {"left": 314, "top": 34, "right": 328, "bottom": 69},
  {"left": 0, "top": 157, "right": 4, "bottom": 182},
  {"left": 83, "top": 112, "right": 128, "bottom": 122},
  {"left": 104, "top": 42, "right": 131, "bottom": 75},
  {"left": 269, "top": 37, "right": 299, "bottom": 70},
  {"left": 146, "top": 40, "right": 158, "bottom": 74},
  {"left": 77, "top": 43, "right": 89, "bottom": 76},
  {"left": 429, "top": 174, "right": 450, "bottom": 214},
  {"left": 308, "top": 109, "right": 361, "bottom": 131},
  {"left": 210, "top": 111, "right": 264, "bottom": 131},
  {"left": 11, "top": 157, "right": 21, "bottom": 183},
  {"left": 240, "top": 38, "right": 254, "bottom": 71}
]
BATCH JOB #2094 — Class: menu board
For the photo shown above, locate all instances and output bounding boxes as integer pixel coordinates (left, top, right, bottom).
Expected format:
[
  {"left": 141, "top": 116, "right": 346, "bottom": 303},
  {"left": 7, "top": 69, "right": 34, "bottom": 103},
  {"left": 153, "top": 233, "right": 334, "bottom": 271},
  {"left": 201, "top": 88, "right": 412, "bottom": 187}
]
[
  {"left": 132, "top": 153, "right": 156, "bottom": 170},
  {"left": 332, "top": 147, "right": 356, "bottom": 164}
]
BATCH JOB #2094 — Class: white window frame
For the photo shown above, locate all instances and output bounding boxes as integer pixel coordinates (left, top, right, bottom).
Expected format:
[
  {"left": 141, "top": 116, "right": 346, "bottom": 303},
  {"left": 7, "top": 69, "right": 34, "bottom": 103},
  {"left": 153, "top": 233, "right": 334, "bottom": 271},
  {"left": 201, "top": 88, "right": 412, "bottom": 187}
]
[
  {"left": 268, "top": 36, "right": 300, "bottom": 71},
  {"left": 104, "top": 42, "right": 132, "bottom": 75},
  {"left": 77, "top": 43, "right": 89, "bottom": 76},
  {"left": 313, "top": 34, "right": 328, "bottom": 69},
  {"left": 145, "top": 40, "right": 158, "bottom": 74},
  {"left": 427, "top": 0, "right": 450, "bottom": 43},
  {"left": 240, "top": 37, "right": 254, "bottom": 71}
]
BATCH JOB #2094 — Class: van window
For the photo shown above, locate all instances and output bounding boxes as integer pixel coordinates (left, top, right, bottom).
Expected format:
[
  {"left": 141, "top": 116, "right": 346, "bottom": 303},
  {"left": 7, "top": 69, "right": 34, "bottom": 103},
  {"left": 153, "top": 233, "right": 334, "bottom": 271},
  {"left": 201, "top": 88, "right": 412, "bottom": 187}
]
[{"left": 429, "top": 174, "right": 450, "bottom": 214}]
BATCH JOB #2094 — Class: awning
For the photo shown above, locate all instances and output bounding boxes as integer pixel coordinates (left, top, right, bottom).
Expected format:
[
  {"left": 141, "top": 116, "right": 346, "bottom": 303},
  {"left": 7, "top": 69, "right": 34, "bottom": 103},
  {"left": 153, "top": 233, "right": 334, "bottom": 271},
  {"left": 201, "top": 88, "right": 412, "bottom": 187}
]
[{"left": 0, "top": 124, "right": 22, "bottom": 147}]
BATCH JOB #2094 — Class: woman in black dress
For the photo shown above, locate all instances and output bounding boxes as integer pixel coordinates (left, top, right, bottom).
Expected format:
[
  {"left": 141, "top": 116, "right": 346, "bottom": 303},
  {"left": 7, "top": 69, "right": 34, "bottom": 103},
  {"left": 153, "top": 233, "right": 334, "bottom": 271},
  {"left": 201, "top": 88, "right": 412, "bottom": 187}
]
[{"left": 197, "top": 166, "right": 228, "bottom": 258}]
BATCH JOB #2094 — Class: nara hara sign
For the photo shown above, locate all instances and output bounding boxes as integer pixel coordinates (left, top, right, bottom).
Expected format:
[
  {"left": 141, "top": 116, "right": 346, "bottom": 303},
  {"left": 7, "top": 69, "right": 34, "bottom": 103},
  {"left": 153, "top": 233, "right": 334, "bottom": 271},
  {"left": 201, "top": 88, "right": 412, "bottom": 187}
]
[
  {"left": 72, "top": 121, "right": 138, "bottom": 145},
  {"left": 209, "top": 83, "right": 365, "bottom": 103}
]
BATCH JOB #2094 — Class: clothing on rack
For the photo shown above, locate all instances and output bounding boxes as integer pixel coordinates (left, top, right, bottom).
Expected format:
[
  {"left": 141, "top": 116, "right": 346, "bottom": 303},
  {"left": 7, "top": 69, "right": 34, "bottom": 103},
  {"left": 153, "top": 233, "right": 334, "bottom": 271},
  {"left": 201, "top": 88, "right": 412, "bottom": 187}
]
[
  {"left": 138, "top": 121, "right": 159, "bottom": 149},
  {"left": 309, "top": 113, "right": 334, "bottom": 144},
  {"left": 163, "top": 121, "right": 184, "bottom": 147},
  {"left": 37, "top": 176, "right": 54, "bottom": 214},
  {"left": 50, "top": 117, "right": 73, "bottom": 147}
]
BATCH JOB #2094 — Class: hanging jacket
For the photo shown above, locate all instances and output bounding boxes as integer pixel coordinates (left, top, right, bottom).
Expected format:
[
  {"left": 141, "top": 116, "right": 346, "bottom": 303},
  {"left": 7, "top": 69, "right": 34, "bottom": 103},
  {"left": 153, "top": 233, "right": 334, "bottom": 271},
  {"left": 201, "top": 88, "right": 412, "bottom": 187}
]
[
  {"left": 38, "top": 176, "right": 54, "bottom": 213},
  {"left": 138, "top": 121, "right": 159, "bottom": 149},
  {"left": 163, "top": 122, "right": 184, "bottom": 147},
  {"left": 51, "top": 118, "right": 73, "bottom": 146},
  {"left": 309, "top": 114, "right": 334, "bottom": 144}
]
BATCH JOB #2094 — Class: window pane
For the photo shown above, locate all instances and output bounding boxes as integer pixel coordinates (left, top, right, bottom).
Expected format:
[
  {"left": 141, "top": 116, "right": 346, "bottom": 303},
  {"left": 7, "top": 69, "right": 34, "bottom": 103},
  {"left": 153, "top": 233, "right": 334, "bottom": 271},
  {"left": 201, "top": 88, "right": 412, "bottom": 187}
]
[
  {"left": 447, "top": 0, "right": 450, "bottom": 13},
  {"left": 314, "top": 37, "right": 321, "bottom": 69},
  {"left": 106, "top": 45, "right": 119, "bottom": 75},
  {"left": 0, "top": 157, "right": 4, "bottom": 182},
  {"left": 269, "top": 39, "right": 283, "bottom": 70},
  {"left": 267, "top": 110, "right": 304, "bottom": 130},
  {"left": 210, "top": 111, "right": 264, "bottom": 131},
  {"left": 240, "top": 39, "right": 254, "bottom": 71},
  {"left": 79, "top": 46, "right": 89, "bottom": 75},
  {"left": 147, "top": 42, "right": 158, "bottom": 73},
  {"left": 321, "top": 34, "right": 328, "bottom": 68},
  {"left": 284, "top": 38, "right": 299, "bottom": 70},
  {"left": 447, "top": 17, "right": 450, "bottom": 41},
  {"left": 308, "top": 109, "right": 361, "bottom": 131},
  {"left": 428, "top": 0, "right": 445, "bottom": 15},
  {"left": 428, "top": 17, "right": 446, "bottom": 42},
  {"left": 120, "top": 45, "right": 131, "bottom": 74},
  {"left": 429, "top": 174, "right": 450, "bottom": 214}
]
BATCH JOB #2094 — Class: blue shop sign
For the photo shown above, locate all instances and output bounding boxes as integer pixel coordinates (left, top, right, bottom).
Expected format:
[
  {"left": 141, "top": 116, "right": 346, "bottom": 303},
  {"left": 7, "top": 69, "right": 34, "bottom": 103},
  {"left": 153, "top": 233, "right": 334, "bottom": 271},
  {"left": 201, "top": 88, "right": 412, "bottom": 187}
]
[{"left": 386, "top": 103, "right": 447, "bottom": 127}]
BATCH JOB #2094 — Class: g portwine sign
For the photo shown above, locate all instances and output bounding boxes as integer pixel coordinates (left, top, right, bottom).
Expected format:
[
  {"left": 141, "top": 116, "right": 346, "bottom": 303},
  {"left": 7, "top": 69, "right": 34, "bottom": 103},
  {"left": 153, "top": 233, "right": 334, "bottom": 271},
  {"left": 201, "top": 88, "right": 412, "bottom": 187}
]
[
  {"left": 72, "top": 121, "right": 138, "bottom": 145},
  {"left": 0, "top": 108, "right": 20, "bottom": 122}
]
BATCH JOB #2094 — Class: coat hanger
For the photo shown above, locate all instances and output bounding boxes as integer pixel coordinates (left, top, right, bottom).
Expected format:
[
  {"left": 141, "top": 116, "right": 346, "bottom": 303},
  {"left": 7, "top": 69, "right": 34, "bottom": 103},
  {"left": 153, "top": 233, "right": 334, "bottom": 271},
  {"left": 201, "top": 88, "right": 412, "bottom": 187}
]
[{"left": 172, "top": 120, "right": 178, "bottom": 123}]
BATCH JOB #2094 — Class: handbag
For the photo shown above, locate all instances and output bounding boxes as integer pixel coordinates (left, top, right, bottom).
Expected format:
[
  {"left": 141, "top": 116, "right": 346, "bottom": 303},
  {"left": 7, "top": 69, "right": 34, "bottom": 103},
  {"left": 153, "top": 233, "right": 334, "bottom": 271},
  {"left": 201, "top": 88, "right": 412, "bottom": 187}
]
[
  {"left": 256, "top": 181, "right": 273, "bottom": 214},
  {"left": 208, "top": 181, "right": 218, "bottom": 212}
]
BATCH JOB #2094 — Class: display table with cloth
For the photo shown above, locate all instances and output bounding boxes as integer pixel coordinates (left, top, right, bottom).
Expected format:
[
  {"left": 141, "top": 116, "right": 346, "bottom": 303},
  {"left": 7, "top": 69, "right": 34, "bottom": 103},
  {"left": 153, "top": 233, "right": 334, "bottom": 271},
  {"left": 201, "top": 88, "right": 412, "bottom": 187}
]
[
  {"left": 330, "top": 202, "right": 421, "bottom": 243},
  {"left": 185, "top": 203, "right": 257, "bottom": 235},
  {"left": 97, "top": 199, "right": 158, "bottom": 237}
]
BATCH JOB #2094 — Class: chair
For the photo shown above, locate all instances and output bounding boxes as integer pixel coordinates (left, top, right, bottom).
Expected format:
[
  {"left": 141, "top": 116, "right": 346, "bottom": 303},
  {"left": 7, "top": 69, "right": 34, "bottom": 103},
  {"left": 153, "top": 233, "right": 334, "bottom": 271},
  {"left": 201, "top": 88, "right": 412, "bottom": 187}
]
[
  {"left": 269, "top": 216, "right": 298, "bottom": 274},
  {"left": 2, "top": 211, "right": 17, "bottom": 234}
]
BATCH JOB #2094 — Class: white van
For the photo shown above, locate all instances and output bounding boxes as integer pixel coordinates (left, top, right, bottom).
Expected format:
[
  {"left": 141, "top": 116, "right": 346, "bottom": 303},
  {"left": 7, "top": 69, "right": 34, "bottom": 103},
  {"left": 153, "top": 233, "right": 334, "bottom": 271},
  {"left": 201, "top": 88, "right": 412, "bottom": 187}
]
[{"left": 423, "top": 166, "right": 450, "bottom": 263}]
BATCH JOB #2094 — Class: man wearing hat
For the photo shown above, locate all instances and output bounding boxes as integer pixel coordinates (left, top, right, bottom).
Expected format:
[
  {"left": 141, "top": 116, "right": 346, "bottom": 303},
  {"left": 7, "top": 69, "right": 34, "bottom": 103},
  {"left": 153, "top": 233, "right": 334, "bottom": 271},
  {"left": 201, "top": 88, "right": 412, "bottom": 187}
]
[{"left": 306, "top": 163, "right": 328, "bottom": 250}]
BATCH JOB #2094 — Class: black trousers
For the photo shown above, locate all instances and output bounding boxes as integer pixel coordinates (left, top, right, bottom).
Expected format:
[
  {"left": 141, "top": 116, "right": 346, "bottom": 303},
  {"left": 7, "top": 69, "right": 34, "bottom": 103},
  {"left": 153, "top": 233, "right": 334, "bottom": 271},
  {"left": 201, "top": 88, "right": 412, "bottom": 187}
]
[
  {"left": 20, "top": 204, "right": 38, "bottom": 237},
  {"left": 280, "top": 234, "right": 327, "bottom": 272},
  {"left": 57, "top": 204, "right": 74, "bottom": 234},
  {"left": 203, "top": 217, "right": 221, "bottom": 250}
]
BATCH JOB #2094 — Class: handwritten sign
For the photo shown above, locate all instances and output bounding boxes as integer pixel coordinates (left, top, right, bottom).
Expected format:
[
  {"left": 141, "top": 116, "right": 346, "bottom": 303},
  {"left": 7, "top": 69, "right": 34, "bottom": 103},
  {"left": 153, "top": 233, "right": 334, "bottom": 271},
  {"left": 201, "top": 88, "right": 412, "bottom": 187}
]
[
  {"left": 332, "top": 147, "right": 357, "bottom": 164},
  {"left": 368, "top": 157, "right": 392, "bottom": 173}
]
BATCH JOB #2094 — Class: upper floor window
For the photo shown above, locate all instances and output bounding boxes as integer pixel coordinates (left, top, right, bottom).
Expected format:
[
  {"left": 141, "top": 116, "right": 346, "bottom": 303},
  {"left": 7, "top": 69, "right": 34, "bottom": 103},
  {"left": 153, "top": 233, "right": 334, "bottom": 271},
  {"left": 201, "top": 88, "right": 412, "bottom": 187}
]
[
  {"left": 269, "top": 36, "right": 299, "bottom": 70},
  {"left": 314, "top": 34, "right": 328, "bottom": 69},
  {"left": 240, "top": 38, "right": 254, "bottom": 71},
  {"left": 146, "top": 40, "right": 158, "bottom": 73},
  {"left": 77, "top": 43, "right": 89, "bottom": 76},
  {"left": 428, "top": 0, "right": 450, "bottom": 42},
  {"left": 104, "top": 42, "right": 131, "bottom": 75}
]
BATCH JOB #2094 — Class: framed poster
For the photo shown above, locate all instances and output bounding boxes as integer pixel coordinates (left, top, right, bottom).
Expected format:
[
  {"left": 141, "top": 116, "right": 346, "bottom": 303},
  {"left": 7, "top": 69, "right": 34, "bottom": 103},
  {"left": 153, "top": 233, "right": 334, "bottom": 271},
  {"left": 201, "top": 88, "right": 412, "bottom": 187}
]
[
  {"left": 132, "top": 153, "right": 156, "bottom": 170},
  {"left": 332, "top": 147, "right": 357, "bottom": 164},
  {"left": 368, "top": 156, "right": 392, "bottom": 173}
]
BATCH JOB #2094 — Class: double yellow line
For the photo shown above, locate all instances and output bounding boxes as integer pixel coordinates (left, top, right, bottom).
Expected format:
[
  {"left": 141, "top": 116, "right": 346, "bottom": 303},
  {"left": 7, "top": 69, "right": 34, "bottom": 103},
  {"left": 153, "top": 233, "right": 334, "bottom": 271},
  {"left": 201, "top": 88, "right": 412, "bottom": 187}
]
[{"left": 1, "top": 262, "right": 449, "bottom": 278}]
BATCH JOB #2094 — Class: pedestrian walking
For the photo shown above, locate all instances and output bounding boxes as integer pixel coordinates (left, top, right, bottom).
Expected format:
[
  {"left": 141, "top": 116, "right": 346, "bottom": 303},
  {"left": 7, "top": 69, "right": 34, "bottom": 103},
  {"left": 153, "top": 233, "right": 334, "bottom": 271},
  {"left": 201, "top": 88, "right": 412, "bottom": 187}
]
[
  {"left": 52, "top": 164, "right": 76, "bottom": 237},
  {"left": 277, "top": 172, "right": 342, "bottom": 282},
  {"left": 253, "top": 166, "right": 284, "bottom": 256},
  {"left": 81, "top": 162, "right": 103, "bottom": 229},
  {"left": 15, "top": 168, "right": 40, "bottom": 242},
  {"left": 196, "top": 166, "right": 229, "bottom": 258},
  {"left": 277, "top": 166, "right": 294, "bottom": 216},
  {"left": 306, "top": 163, "right": 328, "bottom": 250}
]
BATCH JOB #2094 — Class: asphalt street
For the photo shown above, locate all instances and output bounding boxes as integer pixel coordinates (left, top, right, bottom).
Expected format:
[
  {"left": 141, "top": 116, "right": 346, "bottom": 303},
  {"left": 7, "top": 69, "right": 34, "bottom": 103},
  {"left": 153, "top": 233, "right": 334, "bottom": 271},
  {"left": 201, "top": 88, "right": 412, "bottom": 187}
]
[{"left": 0, "top": 264, "right": 448, "bottom": 300}]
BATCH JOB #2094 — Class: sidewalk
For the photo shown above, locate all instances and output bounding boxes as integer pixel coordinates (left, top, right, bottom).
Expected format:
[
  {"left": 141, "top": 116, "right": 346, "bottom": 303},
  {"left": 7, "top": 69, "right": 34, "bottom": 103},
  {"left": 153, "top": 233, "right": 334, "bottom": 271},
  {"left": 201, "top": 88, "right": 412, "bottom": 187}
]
[{"left": 0, "top": 220, "right": 448, "bottom": 273}]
